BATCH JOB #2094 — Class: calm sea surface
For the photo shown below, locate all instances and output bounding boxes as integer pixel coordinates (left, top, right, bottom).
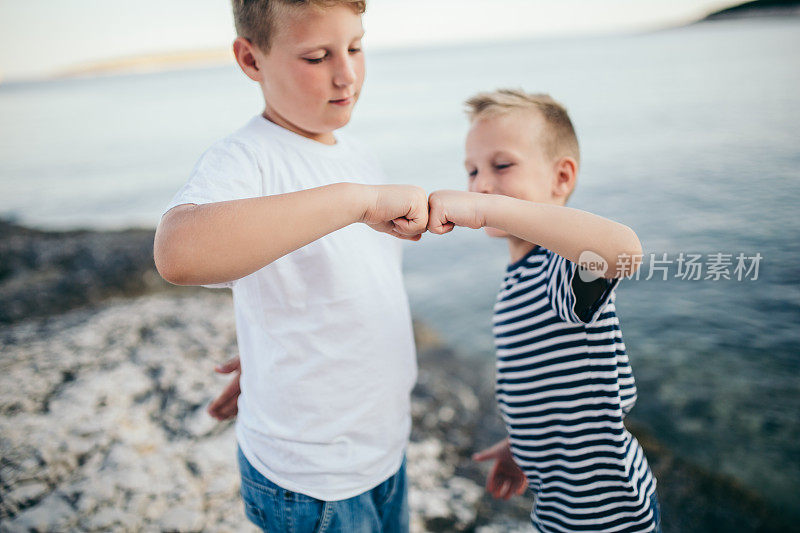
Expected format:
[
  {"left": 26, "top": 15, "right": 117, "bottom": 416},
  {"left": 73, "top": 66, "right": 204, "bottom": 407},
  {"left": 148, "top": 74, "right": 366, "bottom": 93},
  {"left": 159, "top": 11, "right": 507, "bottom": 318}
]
[{"left": 1, "top": 18, "right": 798, "bottom": 515}]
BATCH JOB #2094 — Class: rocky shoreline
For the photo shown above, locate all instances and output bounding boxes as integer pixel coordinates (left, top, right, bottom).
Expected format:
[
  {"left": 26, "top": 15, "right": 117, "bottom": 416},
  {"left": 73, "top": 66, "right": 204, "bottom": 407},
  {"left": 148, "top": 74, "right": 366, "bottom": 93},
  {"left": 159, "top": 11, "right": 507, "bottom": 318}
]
[
  {"left": 0, "top": 221, "right": 793, "bottom": 531},
  {"left": 0, "top": 220, "right": 167, "bottom": 325}
]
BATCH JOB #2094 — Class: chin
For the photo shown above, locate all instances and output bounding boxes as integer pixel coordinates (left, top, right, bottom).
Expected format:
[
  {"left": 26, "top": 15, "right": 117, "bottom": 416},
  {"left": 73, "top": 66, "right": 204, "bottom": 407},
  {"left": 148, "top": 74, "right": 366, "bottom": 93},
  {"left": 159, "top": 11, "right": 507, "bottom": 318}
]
[
  {"left": 484, "top": 227, "right": 509, "bottom": 239},
  {"left": 326, "top": 111, "right": 353, "bottom": 131}
]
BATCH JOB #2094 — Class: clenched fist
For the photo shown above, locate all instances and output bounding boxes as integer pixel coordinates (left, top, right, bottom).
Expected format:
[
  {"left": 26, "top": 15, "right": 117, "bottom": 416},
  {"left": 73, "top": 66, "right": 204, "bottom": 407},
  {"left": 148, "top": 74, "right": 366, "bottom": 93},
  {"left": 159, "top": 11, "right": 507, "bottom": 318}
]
[
  {"left": 427, "top": 190, "right": 487, "bottom": 235},
  {"left": 361, "top": 184, "right": 429, "bottom": 240}
]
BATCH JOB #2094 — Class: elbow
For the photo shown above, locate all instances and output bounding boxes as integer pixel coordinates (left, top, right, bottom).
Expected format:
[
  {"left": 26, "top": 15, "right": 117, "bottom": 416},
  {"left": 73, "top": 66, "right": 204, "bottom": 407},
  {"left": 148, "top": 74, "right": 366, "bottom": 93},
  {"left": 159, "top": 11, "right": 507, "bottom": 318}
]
[
  {"left": 624, "top": 226, "right": 643, "bottom": 273},
  {"left": 609, "top": 225, "right": 643, "bottom": 278},
  {"left": 154, "top": 215, "right": 195, "bottom": 286},
  {"left": 154, "top": 255, "right": 190, "bottom": 286},
  {"left": 154, "top": 234, "right": 190, "bottom": 286}
]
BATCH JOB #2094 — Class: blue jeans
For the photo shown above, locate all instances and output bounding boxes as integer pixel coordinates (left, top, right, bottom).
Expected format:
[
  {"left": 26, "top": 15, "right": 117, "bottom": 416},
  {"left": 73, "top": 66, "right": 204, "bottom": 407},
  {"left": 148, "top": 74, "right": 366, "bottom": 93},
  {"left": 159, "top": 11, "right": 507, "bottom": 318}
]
[{"left": 237, "top": 446, "right": 409, "bottom": 533}]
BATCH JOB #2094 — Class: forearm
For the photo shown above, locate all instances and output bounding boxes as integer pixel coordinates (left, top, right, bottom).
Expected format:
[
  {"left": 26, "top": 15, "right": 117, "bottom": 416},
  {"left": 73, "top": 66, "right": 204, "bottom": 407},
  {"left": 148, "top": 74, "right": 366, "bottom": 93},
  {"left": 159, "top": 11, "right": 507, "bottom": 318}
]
[
  {"left": 154, "top": 182, "right": 370, "bottom": 286},
  {"left": 482, "top": 195, "right": 642, "bottom": 277}
]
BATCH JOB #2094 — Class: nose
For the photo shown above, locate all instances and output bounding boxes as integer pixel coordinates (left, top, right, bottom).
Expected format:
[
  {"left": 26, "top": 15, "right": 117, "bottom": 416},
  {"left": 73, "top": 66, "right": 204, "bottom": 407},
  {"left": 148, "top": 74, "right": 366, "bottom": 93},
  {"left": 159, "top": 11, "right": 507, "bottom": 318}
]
[
  {"left": 470, "top": 171, "right": 493, "bottom": 194},
  {"left": 332, "top": 53, "right": 357, "bottom": 88}
]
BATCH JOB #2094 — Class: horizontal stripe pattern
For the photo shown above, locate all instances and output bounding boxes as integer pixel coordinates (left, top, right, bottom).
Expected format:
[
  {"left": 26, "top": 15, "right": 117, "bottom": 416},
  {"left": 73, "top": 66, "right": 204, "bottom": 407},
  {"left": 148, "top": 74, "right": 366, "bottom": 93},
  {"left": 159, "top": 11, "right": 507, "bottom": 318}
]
[{"left": 494, "top": 246, "right": 655, "bottom": 532}]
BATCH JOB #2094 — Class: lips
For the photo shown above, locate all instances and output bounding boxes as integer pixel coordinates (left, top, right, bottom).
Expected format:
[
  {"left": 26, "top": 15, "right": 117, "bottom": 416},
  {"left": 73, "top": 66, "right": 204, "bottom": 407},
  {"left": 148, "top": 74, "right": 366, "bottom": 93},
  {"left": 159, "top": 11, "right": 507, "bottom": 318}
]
[{"left": 329, "top": 96, "right": 354, "bottom": 106}]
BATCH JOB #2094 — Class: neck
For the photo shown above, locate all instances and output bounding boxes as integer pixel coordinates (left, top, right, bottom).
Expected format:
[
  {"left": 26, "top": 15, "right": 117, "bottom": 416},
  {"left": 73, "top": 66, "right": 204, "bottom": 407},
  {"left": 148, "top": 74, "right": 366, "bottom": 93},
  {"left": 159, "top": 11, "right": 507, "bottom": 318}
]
[
  {"left": 261, "top": 109, "right": 336, "bottom": 145},
  {"left": 507, "top": 236, "right": 537, "bottom": 263}
]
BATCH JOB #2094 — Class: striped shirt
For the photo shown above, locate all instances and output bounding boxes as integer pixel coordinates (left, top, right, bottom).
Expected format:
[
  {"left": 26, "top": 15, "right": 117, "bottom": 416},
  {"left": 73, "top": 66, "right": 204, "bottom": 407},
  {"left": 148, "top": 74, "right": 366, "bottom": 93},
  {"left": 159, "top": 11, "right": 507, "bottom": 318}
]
[{"left": 493, "top": 245, "right": 657, "bottom": 533}]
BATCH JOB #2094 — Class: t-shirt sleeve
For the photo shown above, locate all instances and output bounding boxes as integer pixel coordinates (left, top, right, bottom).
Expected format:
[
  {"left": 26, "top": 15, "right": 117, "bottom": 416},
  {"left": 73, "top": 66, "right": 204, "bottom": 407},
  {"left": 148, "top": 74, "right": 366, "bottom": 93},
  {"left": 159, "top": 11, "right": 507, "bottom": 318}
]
[
  {"left": 545, "top": 250, "right": 620, "bottom": 324},
  {"left": 163, "top": 140, "right": 263, "bottom": 289},
  {"left": 164, "top": 140, "right": 263, "bottom": 213}
]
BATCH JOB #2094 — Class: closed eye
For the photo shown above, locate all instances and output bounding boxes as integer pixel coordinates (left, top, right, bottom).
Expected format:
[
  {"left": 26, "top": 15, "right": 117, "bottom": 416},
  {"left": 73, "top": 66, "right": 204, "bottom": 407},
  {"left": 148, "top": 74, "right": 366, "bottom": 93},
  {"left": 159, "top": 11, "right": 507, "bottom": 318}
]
[
  {"left": 467, "top": 169, "right": 478, "bottom": 178},
  {"left": 304, "top": 54, "right": 326, "bottom": 64},
  {"left": 494, "top": 163, "right": 514, "bottom": 171}
]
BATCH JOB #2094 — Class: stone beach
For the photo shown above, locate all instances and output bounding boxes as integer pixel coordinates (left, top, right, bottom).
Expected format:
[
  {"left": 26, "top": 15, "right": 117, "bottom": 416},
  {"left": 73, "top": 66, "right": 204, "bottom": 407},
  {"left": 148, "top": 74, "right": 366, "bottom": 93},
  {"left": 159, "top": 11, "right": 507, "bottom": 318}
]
[
  {"left": 0, "top": 220, "right": 793, "bottom": 532},
  {"left": 0, "top": 290, "right": 530, "bottom": 532}
]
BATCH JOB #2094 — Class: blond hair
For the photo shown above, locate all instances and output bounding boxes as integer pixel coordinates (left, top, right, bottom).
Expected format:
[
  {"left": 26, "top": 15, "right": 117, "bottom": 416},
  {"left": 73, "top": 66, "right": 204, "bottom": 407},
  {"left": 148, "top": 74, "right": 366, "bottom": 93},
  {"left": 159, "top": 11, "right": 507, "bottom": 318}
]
[
  {"left": 465, "top": 89, "right": 580, "bottom": 166},
  {"left": 232, "top": 0, "right": 366, "bottom": 53}
]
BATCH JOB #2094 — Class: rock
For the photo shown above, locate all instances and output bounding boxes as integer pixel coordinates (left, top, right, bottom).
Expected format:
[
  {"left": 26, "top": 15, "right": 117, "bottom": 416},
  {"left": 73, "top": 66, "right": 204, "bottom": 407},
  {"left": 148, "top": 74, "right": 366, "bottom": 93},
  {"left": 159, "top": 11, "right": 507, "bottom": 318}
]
[
  {"left": 5, "top": 481, "right": 49, "bottom": 508},
  {"left": 444, "top": 476, "right": 484, "bottom": 526},
  {"left": 158, "top": 505, "right": 205, "bottom": 532},
  {"left": 409, "top": 487, "right": 451, "bottom": 526},
  {"left": 85, "top": 508, "right": 138, "bottom": 530},
  {"left": 7, "top": 492, "right": 77, "bottom": 531},
  {"left": 476, "top": 520, "right": 534, "bottom": 533}
]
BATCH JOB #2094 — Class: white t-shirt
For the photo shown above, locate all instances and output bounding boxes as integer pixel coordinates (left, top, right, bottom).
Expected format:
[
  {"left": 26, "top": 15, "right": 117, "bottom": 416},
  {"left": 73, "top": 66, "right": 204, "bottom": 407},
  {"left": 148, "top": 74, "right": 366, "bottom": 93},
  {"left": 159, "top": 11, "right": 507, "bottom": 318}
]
[{"left": 165, "top": 116, "right": 417, "bottom": 501}]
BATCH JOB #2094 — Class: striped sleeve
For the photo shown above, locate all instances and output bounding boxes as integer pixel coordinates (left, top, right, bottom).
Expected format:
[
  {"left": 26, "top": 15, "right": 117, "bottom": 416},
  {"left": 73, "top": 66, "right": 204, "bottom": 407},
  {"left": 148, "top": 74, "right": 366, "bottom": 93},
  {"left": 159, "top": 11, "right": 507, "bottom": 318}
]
[{"left": 545, "top": 251, "right": 620, "bottom": 325}]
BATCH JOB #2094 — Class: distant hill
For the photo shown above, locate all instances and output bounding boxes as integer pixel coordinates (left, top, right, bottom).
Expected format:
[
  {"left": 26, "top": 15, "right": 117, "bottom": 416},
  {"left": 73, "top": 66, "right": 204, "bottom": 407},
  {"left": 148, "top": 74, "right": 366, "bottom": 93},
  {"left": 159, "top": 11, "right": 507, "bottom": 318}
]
[
  {"left": 701, "top": 0, "right": 800, "bottom": 21},
  {"left": 51, "top": 48, "right": 233, "bottom": 80}
]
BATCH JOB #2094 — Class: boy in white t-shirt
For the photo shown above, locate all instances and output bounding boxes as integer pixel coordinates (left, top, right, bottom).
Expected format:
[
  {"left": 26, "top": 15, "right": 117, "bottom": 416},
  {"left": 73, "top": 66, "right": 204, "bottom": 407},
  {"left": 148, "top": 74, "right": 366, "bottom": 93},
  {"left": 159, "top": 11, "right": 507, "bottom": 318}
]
[{"left": 154, "top": 1, "right": 427, "bottom": 531}]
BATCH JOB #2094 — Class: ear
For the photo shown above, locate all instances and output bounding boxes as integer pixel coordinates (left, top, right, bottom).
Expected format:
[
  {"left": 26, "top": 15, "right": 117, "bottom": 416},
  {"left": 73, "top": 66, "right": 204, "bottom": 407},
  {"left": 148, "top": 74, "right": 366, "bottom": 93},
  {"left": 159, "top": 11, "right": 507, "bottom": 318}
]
[
  {"left": 233, "top": 37, "right": 263, "bottom": 82},
  {"left": 551, "top": 157, "right": 577, "bottom": 202}
]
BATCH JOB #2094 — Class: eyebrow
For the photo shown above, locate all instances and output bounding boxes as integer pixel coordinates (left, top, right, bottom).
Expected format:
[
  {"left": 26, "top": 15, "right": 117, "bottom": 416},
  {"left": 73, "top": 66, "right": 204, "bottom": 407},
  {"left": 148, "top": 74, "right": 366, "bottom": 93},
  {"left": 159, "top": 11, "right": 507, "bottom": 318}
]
[
  {"left": 491, "top": 150, "right": 518, "bottom": 160},
  {"left": 297, "top": 32, "right": 365, "bottom": 52},
  {"left": 464, "top": 150, "right": 518, "bottom": 167}
]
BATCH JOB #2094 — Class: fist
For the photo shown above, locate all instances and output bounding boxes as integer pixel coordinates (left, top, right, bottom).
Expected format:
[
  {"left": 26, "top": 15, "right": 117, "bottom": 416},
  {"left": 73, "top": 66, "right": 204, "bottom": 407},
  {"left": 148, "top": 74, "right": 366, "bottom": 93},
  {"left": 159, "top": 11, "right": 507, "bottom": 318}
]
[
  {"left": 362, "top": 184, "right": 429, "bottom": 240},
  {"left": 427, "top": 190, "right": 486, "bottom": 235}
]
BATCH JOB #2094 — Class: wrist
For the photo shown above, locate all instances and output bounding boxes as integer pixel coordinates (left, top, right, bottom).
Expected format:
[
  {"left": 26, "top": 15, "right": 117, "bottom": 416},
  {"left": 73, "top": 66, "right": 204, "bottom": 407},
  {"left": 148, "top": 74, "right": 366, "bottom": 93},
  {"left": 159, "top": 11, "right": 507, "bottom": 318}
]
[
  {"left": 339, "top": 182, "right": 376, "bottom": 224},
  {"left": 480, "top": 194, "right": 507, "bottom": 230}
]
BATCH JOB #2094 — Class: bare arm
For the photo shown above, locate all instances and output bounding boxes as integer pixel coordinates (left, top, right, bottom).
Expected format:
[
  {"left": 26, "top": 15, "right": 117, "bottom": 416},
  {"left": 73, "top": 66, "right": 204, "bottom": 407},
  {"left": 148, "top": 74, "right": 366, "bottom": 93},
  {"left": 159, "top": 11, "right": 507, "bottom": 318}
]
[
  {"left": 154, "top": 182, "right": 428, "bottom": 286},
  {"left": 427, "top": 190, "right": 642, "bottom": 278}
]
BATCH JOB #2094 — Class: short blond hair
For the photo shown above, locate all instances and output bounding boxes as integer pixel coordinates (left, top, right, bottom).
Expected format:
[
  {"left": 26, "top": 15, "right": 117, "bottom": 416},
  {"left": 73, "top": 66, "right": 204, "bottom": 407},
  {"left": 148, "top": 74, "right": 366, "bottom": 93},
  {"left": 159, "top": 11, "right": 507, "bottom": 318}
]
[
  {"left": 465, "top": 88, "right": 580, "bottom": 166},
  {"left": 232, "top": 0, "right": 367, "bottom": 53}
]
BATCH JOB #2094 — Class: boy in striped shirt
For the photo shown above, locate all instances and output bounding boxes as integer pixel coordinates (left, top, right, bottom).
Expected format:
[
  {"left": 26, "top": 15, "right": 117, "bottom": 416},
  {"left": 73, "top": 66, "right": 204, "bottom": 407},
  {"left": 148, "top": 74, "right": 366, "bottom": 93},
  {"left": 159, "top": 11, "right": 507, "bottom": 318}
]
[{"left": 426, "top": 89, "right": 660, "bottom": 532}]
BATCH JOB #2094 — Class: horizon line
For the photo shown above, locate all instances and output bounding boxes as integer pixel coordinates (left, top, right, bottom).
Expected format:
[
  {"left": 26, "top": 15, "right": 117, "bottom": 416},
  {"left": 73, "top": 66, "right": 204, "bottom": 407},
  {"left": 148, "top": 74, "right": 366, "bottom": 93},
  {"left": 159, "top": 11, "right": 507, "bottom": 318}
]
[{"left": 2, "top": 9, "right": 792, "bottom": 87}]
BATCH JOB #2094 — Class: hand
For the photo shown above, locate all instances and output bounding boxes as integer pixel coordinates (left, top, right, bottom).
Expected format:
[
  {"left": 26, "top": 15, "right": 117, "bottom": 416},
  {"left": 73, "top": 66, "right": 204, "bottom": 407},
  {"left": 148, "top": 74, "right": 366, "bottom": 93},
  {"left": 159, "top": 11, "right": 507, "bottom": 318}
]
[
  {"left": 361, "top": 185, "right": 429, "bottom": 240},
  {"left": 472, "top": 438, "right": 528, "bottom": 500},
  {"left": 207, "top": 356, "right": 241, "bottom": 421},
  {"left": 427, "top": 190, "right": 486, "bottom": 235}
]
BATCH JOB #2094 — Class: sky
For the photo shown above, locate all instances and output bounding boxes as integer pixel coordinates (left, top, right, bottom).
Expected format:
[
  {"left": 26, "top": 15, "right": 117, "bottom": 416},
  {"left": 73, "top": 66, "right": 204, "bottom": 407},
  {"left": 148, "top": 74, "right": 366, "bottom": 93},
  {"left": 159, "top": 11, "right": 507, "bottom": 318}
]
[{"left": 0, "top": 0, "right": 739, "bottom": 81}]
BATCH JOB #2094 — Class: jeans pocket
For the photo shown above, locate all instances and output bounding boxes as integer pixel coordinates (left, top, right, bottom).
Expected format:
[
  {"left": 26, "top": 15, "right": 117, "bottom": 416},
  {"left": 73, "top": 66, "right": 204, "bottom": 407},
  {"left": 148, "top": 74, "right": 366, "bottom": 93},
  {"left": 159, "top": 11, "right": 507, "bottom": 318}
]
[
  {"left": 312, "top": 500, "right": 334, "bottom": 533},
  {"left": 376, "top": 456, "right": 406, "bottom": 508},
  {"left": 376, "top": 474, "right": 397, "bottom": 509},
  {"left": 241, "top": 477, "right": 332, "bottom": 533},
  {"left": 239, "top": 477, "right": 275, "bottom": 531},
  {"left": 237, "top": 446, "right": 331, "bottom": 533},
  {"left": 283, "top": 491, "right": 329, "bottom": 533}
]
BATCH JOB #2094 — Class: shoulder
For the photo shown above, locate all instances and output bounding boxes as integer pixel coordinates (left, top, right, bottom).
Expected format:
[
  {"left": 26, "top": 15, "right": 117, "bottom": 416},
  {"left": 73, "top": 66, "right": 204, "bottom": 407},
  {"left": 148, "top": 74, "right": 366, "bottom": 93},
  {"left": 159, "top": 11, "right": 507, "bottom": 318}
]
[
  {"left": 222, "top": 116, "right": 275, "bottom": 156},
  {"left": 196, "top": 117, "right": 268, "bottom": 161},
  {"left": 193, "top": 137, "right": 260, "bottom": 178},
  {"left": 195, "top": 117, "right": 300, "bottom": 174}
]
